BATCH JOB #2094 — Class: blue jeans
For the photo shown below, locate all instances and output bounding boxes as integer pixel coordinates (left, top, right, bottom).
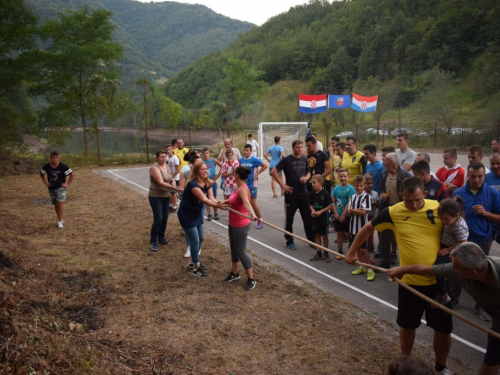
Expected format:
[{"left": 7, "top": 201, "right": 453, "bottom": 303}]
[
  {"left": 184, "top": 224, "right": 204, "bottom": 265},
  {"left": 149, "top": 196, "right": 169, "bottom": 243}
]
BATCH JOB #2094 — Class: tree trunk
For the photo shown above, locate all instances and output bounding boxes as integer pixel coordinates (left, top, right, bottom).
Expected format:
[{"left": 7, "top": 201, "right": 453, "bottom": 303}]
[{"left": 80, "top": 98, "right": 88, "bottom": 156}]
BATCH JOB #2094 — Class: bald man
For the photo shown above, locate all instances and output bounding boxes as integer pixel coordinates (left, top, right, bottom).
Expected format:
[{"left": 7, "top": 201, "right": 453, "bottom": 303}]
[{"left": 217, "top": 139, "right": 241, "bottom": 163}]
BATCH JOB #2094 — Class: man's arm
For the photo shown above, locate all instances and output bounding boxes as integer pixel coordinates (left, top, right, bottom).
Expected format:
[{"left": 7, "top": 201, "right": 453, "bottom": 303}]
[
  {"left": 322, "top": 159, "right": 331, "bottom": 179},
  {"left": 63, "top": 172, "right": 75, "bottom": 187},
  {"left": 386, "top": 264, "right": 434, "bottom": 280},
  {"left": 264, "top": 151, "right": 271, "bottom": 163},
  {"left": 40, "top": 174, "right": 51, "bottom": 188}
]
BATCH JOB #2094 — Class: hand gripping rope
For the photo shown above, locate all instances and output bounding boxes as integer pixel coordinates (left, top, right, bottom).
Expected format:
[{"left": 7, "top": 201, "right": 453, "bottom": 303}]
[{"left": 223, "top": 206, "right": 500, "bottom": 340}]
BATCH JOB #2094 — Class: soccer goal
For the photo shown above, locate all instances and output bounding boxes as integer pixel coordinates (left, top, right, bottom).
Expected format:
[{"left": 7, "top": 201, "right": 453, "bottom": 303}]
[{"left": 258, "top": 122, "right": 310, "bottom": 159}]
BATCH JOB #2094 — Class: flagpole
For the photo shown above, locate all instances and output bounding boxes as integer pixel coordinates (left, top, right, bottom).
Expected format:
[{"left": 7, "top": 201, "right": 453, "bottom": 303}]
[
  {"left": 297, "top": 97, "right": 300, "bottom": 122},
  {"left": 324, "top": 86, "right": 328, "bottom": 147},
  {"left": 376, "top": 86, "right": 380, "bottom": 150}
]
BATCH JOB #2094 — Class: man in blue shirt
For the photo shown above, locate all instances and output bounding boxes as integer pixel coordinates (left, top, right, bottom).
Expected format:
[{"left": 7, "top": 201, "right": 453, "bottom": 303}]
[
  {"left": 362, "top": 144, "right": 384, "bottom": 193},
  {"left": 264, "top": 136, "right": 285, "bottom": 198},
  {"left": 240, "top": 144, "right": 267, "bottom": 229}
]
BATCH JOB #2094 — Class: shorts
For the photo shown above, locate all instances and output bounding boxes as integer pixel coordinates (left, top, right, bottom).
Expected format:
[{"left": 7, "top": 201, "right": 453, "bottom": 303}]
[
  {"left": 211, "top": 183, "right": 217, "bottom": 198},
  {"left": 333, "top": 217, "right": 350, "bottom": 233},
  {"left": 269, "top": 167, "right": 283, "bottom": 176},
  {"left": 349, "top": 233, "right": 367, "bottom": 249},
  {"left": 485, "top": 332, "right": 500, "bottom": 366},
  {"left": 396, "top": 284, "right": 453, "bottom": 333},
  {"left": 224, "top": 186, "right": 236, "bottom": 196},
  {"left": 249, "top": 187, "right": 257, "bottom": 198},
  {"left": 49, "top": 187, "right": 67, "bottom": 205},
  {"left": 313, "top": 224, "right": 329, "bottom": 236}
]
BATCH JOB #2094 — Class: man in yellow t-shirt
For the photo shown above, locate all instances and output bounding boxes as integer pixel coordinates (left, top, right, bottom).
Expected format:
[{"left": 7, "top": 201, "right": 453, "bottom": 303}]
[
  {"left": 342, "top": 136, "right": 366, "bottom": 185},
  {"left": 173, "top": 138, "right": 189, "bottom": 171},
  {"left": 345, "top": 177, "right": 454, "bottom": 374}
]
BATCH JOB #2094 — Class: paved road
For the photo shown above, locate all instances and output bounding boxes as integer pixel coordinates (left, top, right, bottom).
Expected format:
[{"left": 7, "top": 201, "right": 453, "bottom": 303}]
[{"left": 98, "top": 152, "right": 498, "bottom": 372}]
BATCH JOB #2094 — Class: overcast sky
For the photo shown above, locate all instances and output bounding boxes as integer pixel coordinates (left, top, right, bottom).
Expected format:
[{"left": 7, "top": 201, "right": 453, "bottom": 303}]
[{"left": 137, "top": 0, "right": 309, "bottom": 25}]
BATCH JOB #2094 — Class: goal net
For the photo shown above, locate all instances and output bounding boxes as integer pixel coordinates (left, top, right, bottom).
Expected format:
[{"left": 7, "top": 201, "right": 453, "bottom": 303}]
[{"left": 258, "top": 122, "right": 310, "bottom": 159}]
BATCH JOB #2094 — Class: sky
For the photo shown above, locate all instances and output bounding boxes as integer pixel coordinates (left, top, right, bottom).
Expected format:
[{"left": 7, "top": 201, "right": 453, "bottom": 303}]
[{"left": 137, "top": 0, "right": 309, "bottom": 25}]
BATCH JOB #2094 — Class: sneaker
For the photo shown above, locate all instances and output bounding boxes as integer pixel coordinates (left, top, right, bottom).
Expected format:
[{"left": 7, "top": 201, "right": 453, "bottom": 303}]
[
  {"left": 366, "top": 269, "right": 375, "bottom": 281},
  {"left": 223, "top": 272, "right": 240, "bottom": 282},
  {"left": 451, "top": 297, "right": 459, "bottom": 308},
  {"left": 474, "top": 304, "right": 492, "bottom": 321},
  {"left": 189, "top": 262, "right": 207, "bottom": 269},
  {"left": 150, "top": 242, "right": 158, "bottom": 251},
  {"left": 436, "top": 367, "right": 455, "bottom": 375},
  {"left": 192, "top": 268, "right": 209, "bottom": 277},
  {"left": 434, "top": 293, "right": 451, "bottom": 306},
  {"left": 214, "top": 212, "right": 219, "bottom": 220},
  {"left": 57, "top": 221, "right": 64, "bottom": 228},
  {"left": 287, "top": 242, "right": 297, "bottom": 250},
  {"left": 390, "top": 253, "right": 398, "bottom": 265},
  {"left": 207, "top": 214, "right": 212, "bottom": 221},
  {"left": 351, "top": 267, "right": 367, "bottom": 275},
  {"left": 310, "top": 254, "right": 324, "bottom": 261},
  {"left": 256, "top": 222, "right": 264, "bottom": 229},
  {"left": 183, "top": 247, "right": 191, "bottom": 258},
  {"left": 273, "top": 195, "right": 277, "bottom": 198},
  {"left": 159, "top": 238, "right": 170, "bottom": 245},
  {"left": 245, "top": 278, "right": 257, "bottom": 291},
  {"left": 324, "top": 254, "right": 331, "bottom": 263},
  {"left": 336, "top": 250, "right": 344, "bottom": 260}
]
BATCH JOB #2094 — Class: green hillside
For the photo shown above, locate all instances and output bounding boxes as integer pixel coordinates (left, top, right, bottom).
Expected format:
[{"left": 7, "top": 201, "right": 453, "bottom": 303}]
[{"left": 24, "top": 0, "right": 254, "bottom": 81}]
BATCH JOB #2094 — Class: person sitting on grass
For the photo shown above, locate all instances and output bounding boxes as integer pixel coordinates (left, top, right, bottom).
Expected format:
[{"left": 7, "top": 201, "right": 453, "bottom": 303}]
[
  {"left": 332, "top": 169, "right": 355, "bottom": 260},
  {"left": 348, "top": 175, "right": 374, "bottom": 281},
  {"left": 309, "top": 175, "right": 333, "bottom": 262}
]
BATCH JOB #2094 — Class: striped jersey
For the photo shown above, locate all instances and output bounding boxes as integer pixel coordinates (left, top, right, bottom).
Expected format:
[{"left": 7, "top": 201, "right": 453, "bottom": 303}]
[{"left": 348, "top": 191, "right": 371, "bottom": 235}]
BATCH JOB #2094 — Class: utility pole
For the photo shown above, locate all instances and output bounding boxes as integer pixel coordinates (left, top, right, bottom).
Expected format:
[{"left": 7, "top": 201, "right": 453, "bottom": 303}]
[{"left": 143, "top": 76, "right": 150, "bottom": 163}]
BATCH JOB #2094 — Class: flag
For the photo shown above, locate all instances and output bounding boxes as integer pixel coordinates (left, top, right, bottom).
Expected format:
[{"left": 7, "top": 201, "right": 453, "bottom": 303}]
[
  {"left": 351, "top": 93, "right": 378, "bottom": 112},
  {"left": 299, "top": 94, "right": 327, "bottom": 114},
  {"left": 328, "top": 94, "right": 350, "bottom": 109}
]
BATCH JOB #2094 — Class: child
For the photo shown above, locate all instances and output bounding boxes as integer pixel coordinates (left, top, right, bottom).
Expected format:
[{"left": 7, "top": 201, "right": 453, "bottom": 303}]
[
  {"left": 435, "top": 197, "right": 468, "bottom": 304},
  {"left": 364, "top": 174, "right": 379, "bottom": 252},
  {"left": 332, "top": 169, "right": 355, "bottom": 260},
  {"left": 202, "top": 147, "right": 222, "bottom": 221},
  {"left": 348, "top": 175, "right": 374, "bottom": 281},
  {"left": 166, "top": 144, "right": 180, "bottom": 212},
  {"left": 309, "top": 175, "right": 334, "bottom": 262},
  {"left": 221, "top": 149, "right": 239, "bottom": 199}
]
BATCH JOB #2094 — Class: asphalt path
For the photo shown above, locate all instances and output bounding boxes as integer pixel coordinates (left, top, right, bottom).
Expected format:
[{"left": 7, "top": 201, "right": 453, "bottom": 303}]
[{"left": 97, "top": 152, "right": 499, "bottom": 372}]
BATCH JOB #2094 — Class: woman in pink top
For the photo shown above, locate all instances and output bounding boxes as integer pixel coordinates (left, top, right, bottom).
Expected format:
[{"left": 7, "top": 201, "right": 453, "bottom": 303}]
[{"left": 220, "top": 166, "right": 257, "bottom": 290}]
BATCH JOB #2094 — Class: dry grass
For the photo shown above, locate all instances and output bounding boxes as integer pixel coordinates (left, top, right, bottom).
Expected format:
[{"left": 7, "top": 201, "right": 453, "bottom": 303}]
[{"left": 0, "top": 168, "right": 473, "bottom": 374}]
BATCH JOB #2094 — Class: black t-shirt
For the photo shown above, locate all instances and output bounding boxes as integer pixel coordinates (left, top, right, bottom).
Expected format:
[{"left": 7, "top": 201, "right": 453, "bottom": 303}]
[
  {"left": 309, "top": 189, "right": 333, "bottom": 225},
  {"left": 275, "top": 154, "right": 309, "bottom": 197},
  {"left": 307, "top": 150, "right": 329, "bottom": 177},
  {"left": 40, "top": 162, "right": 73, "bottom": 190}
]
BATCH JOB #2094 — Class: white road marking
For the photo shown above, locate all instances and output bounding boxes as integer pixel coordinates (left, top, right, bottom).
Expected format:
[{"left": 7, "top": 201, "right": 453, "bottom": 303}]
[{"left": 106, "top": 169, "right": 486, "bottom": 354}]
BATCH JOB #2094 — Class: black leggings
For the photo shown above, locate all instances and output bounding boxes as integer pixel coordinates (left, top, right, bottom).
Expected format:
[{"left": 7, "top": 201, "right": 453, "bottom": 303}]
[{"left": 228, "top": 223, "right": 252, "bottom": 270}]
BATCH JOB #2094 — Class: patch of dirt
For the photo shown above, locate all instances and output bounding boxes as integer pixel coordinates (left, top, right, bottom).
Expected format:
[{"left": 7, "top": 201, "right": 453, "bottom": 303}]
[{"left": 0, "top": 169, "right": 474, "bottom": 374}]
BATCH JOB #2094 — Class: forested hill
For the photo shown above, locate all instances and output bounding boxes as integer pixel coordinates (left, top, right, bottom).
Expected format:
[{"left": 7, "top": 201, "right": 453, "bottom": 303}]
[
  {"left": 164, "top": 0, "right": 500, "bottom": 109},
  {"left": 24, "top": 0, "right": 255, "bottom": 80}
]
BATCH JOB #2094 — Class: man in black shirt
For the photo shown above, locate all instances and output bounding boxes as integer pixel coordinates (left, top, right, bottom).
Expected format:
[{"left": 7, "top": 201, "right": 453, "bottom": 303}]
[
  {"left": 40, "top": 151, "right": 75, "bottom": 228},
  {"left": 306, "top": 136, "right": 331, "bottom": 194},
  {"left": 273, "top": 140, "right": 316, "bottom": 250}
]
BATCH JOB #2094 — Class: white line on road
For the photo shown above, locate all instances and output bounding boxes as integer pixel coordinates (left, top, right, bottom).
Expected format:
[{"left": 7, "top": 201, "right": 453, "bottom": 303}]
[{"left": 106, "top": 169, "right": 486, "bottom": 353}]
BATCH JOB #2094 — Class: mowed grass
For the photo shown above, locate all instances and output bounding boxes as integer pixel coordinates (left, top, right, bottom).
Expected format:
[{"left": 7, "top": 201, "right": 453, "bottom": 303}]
[{"left": 0, "top": 168, "right": 474, "bottom": 374}]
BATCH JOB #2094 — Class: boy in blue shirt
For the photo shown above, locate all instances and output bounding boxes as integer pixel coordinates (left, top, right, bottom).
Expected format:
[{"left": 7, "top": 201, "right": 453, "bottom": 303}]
[
  {"left": 264, "top": 136, "right": 285, "bottom": 198},
  {"left": 332, "top": 169, "right": 355, "bottom": 259},
  {"left": 240, "top": 144, "right": 267, "bottom": 228},
  {"left": 202, "top": 147, "right": 222, "bottom": 221}
]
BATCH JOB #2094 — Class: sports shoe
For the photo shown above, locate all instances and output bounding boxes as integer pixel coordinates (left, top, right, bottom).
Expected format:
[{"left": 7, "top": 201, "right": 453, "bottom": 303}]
[
  {"left": 57, "top": 221, "right": 64, "bottom": 228},
  {"left": 256, "top": 222, "right": 264, "bottom": 229},
  {"left": 273, "top": 195, "right": 277, "bottom": 198},
  {"left": 435, "top": 367, "right": 455, "bottom": 375},
  {"left": 336, "top": 250, "right": 344, "bottom": 260},
  {"left": 245, "top": 278, "right": 257, "bottom": 291},
  {"left": 434, "top": 293, "right": 451, "bottom": 306},
  {"left": 189, "top": 262, "right": 207, "bottom": 269},
  {"left": 366, "top": 269, "right": 375, "bottom": 281},
  {"left": 223, "top": 272, "right": 241, "bottom": 282},
  {"left": 351, "top": 267, "right": 367, "bottom": 275},
  {"left": 183, "top": 246, "right": 191, "bottom": 258},
  {"left": 451, "top": 297, "right": 459, "bottom": 308},
  {"left": 390, "top": 253, "right": 398, "bottom": 265},
  {"left": 214, "top": 212, "right": 219, "bottom": 220},
  {"left": 474, "top": 304, "right": 492, "bottom": 321},
  {"left": 150, "top": 242, "right": 158, "bottom": 251},
  {"left": 192, "top": 268, "right": 209, "bottom": 277},
  {"left": 159, "top": 238, "right": 170, "bottom": 245},
  {"left": 324, "top": 254, "right": 331, "bottom": 263},
  {"left": 310, "top": 254, "right": 323, "bottom": 261},
  {"left": 207, "top": 214, "right": 212, "bottom": 221},
  {"left": 287, "top": 242, "right": 297, "bottom": 250}
]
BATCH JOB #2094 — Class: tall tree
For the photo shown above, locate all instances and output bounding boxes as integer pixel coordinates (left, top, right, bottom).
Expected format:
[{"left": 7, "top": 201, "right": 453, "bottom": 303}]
[{"left": 30, "top": 6, "right": 123, "bottom": 155}]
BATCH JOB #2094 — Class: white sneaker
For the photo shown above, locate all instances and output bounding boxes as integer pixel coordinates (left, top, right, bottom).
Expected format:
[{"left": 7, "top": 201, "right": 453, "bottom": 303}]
[
  {"left": 57, "top": 221, "right": 64, "bottom": 228},
  {"left": 183, "top": 246, "right": 191, "bottom": 258}
]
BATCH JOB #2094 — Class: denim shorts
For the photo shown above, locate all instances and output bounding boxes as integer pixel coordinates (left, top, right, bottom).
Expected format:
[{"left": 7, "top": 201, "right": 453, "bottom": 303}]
[{"left": 249, "top": 187, "right": 257, "bottom": 198}]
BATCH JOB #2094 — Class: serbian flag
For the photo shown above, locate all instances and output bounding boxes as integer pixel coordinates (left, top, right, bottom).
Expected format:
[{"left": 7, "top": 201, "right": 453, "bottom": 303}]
[
  {"left": 328, "top": 94, "right": 350, "bottom": 109},
  {"left": 299, "top": 94, "right": 327, "bottom": 114},
  {"left": 351, "top": 93, "right": 378, "bottom": 112}
]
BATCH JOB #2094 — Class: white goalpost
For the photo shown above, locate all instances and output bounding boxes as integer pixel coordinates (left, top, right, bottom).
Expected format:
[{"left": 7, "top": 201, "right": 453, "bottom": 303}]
[{"left": 257, "top": 122, "right": 310, "bottom": 159}]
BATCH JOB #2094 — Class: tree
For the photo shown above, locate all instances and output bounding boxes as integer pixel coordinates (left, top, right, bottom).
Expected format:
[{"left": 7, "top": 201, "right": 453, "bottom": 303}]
[{"left": 30, "top": 6, "right": 123, "bottom": 156}]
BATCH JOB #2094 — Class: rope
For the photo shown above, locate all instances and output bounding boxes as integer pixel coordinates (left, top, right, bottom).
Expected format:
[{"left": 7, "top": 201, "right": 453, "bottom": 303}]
[{"left": 222, "top": 205, "right": 500, "bottom": 340}]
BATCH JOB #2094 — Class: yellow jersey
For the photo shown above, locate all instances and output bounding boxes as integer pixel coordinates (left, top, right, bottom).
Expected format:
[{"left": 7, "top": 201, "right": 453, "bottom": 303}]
[
  {"left": 174, "top": 147, "right": 189, "bottom": 170},
  {"left": 342, "top": 151, "right": 366, "bottom": 185}
]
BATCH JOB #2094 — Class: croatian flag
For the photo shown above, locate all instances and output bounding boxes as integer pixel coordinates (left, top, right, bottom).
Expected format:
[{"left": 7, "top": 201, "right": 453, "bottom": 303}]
[
  {"left": 328, "top": 94, "right": 350, "bottom": 109},
  {"left": 351, "top": 93, "right": 378, "bottom": 112},
  {"left": 299, "top": 94, "right": 327, "bottom": 114}
]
